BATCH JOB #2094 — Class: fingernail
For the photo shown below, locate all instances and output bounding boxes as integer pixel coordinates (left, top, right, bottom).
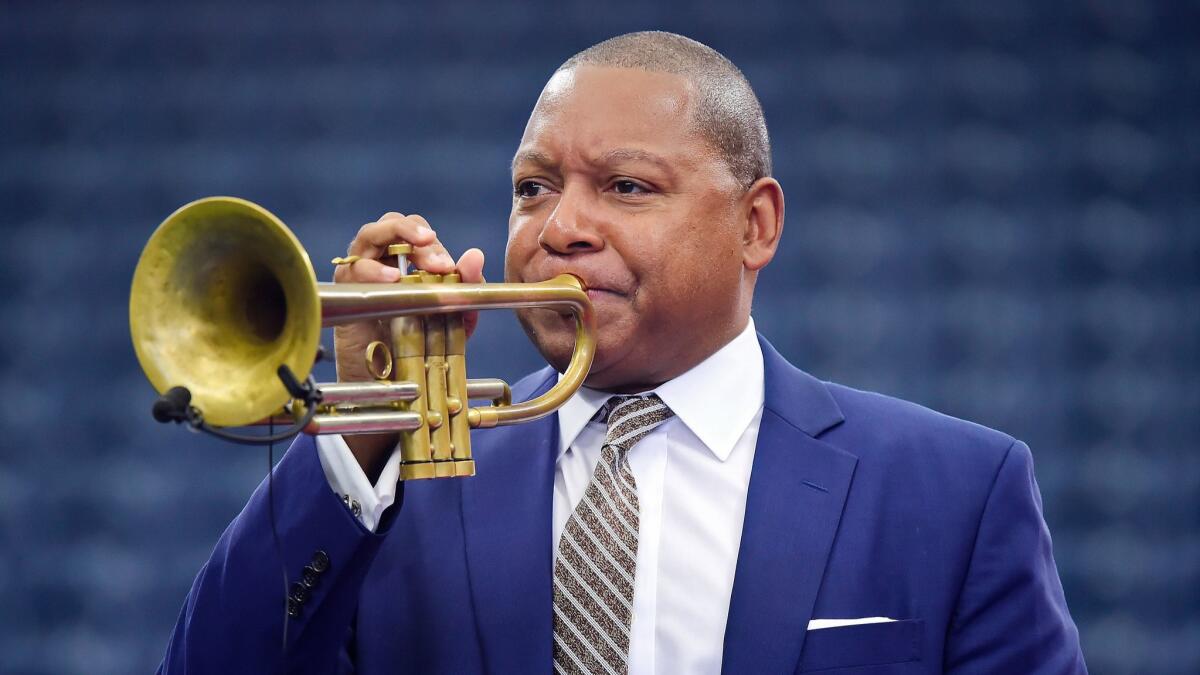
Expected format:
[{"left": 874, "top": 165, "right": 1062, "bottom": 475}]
[
  {"left": 418, "top": 225, "right": 434, "bottom": 237},
  {"left": 382, "top": 266, "right": 402, "bottom": 280}
]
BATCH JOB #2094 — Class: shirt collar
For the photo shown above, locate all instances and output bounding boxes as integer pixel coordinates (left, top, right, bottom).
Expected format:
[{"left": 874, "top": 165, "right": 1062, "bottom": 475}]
[{"left": 556, "top": 318, "right": 765, "bottom": 462}]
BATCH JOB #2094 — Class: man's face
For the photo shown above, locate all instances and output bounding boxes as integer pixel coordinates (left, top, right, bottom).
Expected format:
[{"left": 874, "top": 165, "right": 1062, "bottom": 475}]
[{"left": 505, "top": 65, "right": 749, "bottom": 391}]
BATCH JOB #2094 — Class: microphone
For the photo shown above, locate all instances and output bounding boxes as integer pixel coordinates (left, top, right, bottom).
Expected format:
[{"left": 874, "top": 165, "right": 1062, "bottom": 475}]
[{"left": 152, "top": 386, "right": 193, "bottom": 424}]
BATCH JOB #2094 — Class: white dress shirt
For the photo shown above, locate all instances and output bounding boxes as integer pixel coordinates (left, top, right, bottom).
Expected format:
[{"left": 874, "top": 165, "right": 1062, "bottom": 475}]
[{"left": 316, "top": 318, "right": 765, "bottom": 674}]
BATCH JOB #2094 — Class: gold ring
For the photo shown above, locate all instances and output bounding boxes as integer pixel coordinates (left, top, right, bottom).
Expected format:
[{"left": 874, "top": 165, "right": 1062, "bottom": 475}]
[{"left": 331, "top": 255, "right": 361, "bottom": 265}]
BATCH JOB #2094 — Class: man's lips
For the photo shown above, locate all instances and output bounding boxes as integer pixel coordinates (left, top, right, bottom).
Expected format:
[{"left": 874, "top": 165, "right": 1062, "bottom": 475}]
[
  {"left": 532, "top": 274, "right": 630, "bottom": 297},
  {"left": 526, "top": 267, "right": 633, "bottom": 300},
  {"left": 586, "top": 288, "right": 626, "bottom": 302},
  {"left": 544, "top": 287, "right": 624, "bottom": 321}
]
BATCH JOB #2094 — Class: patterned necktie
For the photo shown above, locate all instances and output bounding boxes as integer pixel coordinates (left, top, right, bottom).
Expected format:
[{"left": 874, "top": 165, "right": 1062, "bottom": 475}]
[{"left": 552, "top": 394, "right": 675, "bottom": 675}]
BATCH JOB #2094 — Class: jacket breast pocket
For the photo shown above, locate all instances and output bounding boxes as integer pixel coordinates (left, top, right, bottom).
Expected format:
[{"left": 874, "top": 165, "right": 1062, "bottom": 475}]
[{"left": 797, "top": 619, "right": 923, "bottom": 672}]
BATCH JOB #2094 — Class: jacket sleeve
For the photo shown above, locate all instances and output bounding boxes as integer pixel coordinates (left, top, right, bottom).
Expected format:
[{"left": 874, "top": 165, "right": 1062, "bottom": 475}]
[
  {"left": 944, "top": 440, "right": 1087, "bottom": 674},
  {"left": 158, "top": 434, "right": 400, "bottom": 674}
]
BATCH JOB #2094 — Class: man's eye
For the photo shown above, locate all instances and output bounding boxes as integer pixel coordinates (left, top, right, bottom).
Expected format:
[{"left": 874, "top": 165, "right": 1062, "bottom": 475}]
[
  {"left": 515, "top": 181, "right": 548, "bottom": 198},
  {"left": 613, "top": 180, "right": 649, "bottom": 195}
]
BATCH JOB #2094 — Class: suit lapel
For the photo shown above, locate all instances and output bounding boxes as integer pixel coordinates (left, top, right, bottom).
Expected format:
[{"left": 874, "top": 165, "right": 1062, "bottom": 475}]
[
  {"left": 461, "top": 368, "right": 558, "bottom": 673},
  {"left": 722, "top": 338, "right": 858, "bottom": 673}
]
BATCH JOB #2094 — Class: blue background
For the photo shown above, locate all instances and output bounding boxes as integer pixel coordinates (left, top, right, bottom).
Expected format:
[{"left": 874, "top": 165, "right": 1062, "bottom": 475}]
[{"left": 2, "top": 1, "right": 1197, "bottom": 672}]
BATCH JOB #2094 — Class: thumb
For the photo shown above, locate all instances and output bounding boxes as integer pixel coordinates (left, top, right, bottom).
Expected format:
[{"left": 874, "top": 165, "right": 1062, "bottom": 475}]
[{"left": 455, "top": 248, "right": 485, "bottom": 283}]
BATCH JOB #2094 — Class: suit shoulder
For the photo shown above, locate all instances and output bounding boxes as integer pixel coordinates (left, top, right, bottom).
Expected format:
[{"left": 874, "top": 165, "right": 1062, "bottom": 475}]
[
  {"left": 510, "top": 367, "right": 557, "bottom": 401},
  {"left": 820, "top": 381, "right": 1019, "bottom": 475}
]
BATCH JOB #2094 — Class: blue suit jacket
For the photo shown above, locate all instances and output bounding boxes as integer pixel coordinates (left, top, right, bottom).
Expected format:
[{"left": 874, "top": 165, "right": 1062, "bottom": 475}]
[{"left": 160, "top": 336, "right": 1086, "bottom": 673}]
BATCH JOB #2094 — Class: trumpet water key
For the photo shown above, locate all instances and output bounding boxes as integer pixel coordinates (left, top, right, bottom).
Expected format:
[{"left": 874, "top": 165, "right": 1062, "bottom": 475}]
[{"left": 130, "top": 196, "right": 596, "bottom": 480}]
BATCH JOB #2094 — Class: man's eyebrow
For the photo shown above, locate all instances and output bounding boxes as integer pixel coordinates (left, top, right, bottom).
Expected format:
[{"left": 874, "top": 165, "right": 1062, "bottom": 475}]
[
  {"left": 597, "top": 148, "right": 677, "bottom": 177},
  {"left": 510, "top": 147, "right": 679, "bottom": 177},
  {"left": 511, "top": 150, "right": 554, "bottom": 174}
]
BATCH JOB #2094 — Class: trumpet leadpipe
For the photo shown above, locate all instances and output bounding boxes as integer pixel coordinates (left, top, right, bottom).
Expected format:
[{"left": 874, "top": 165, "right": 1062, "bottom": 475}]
[{"left": 316, "top": 277, "right": 591, "bottom": 326}]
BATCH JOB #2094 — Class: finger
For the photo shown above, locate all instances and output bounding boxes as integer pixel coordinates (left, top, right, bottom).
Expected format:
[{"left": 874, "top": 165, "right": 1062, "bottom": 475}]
[
  {"left": 347, "top": 213, "right": 438, "bottom": 259},
  {"left": 455, "top": 248, "right": 486, "bottom": 283},
  {"left": 394, "top": 216, "right": 452, "bottom": 273},
  {"left": 349, "top": 213, "right": 436, "bottom": 257},
  {"left": 463, "top": 310, "right": 480, "bottom": 340},
  {"left": 333, "top": 257, "right": 402, "bottom": 284},
  {"left": 410, "top": 240, "right": 456, "bottom": 274}
]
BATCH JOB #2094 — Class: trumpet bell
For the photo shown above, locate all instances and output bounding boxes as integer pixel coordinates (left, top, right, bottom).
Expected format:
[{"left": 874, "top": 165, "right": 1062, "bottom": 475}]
[{"left": 130, "top": 197, "right": 322, "bottom": 427}]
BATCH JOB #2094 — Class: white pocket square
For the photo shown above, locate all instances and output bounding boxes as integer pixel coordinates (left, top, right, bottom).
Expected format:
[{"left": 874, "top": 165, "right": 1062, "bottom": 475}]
[{"left": 807, "top": 617, "right": 897, "bottom": 631}]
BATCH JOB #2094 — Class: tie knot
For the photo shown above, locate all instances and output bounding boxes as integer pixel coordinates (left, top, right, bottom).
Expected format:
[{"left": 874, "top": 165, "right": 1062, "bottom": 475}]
[{"left": 599, "top": 394, "right": 674, "bottom": 453}]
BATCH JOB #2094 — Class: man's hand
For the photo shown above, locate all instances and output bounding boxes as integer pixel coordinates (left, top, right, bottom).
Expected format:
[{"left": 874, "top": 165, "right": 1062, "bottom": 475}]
[{"left": 332, "top": 212, "right": 485, "bottom": 482}]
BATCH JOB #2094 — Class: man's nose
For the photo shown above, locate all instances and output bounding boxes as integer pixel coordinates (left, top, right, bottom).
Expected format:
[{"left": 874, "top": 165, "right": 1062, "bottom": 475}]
[{"left": 538, "top": 186, "right": 603, "bottom": 255}]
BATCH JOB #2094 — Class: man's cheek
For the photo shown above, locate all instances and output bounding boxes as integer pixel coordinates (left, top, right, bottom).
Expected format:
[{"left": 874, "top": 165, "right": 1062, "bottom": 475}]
[{"left": 594, "top": 293, "right": 634, "bottom": 319}]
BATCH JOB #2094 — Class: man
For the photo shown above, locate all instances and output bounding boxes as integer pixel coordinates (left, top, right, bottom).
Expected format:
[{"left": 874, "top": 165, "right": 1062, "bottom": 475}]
[{"left": 160, "top": 32, "right": 1086, "bottom": 673}]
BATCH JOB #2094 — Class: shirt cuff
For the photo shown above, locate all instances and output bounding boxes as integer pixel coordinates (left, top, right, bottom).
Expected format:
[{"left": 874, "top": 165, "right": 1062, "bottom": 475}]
[{"left": 314, "top": 434, "right": 403, "bottom": 532}]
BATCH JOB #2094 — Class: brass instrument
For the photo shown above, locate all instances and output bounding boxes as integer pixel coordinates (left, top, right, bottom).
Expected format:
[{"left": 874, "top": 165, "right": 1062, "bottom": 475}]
[{"left": 130, "top": 196, "right": 595, "bottom": 480}]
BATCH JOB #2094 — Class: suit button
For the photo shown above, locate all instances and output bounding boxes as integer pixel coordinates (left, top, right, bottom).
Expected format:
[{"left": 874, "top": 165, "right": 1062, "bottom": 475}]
[
  {"left": 287, "top": 597, "right": 302, "bottom": 618},
  {"left": 311, "top": 550, "right": 330, "bottom": 573},
  {"left": 289, "top": 582, "right": 310, "bottom": 604},
  {"left": 301, "top": 565, "right": 319, "bottom": 588}
]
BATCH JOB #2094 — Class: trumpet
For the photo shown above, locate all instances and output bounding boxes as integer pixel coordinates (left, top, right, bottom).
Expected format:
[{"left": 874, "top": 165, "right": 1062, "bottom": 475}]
[{"left": 130, "top": 196, "right": 595, "bottom": 480}]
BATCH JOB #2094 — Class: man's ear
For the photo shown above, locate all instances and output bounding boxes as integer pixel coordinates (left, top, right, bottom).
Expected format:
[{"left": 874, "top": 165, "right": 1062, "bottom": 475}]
[{"left": 740, "top": 177, "right": 784, "bottom": 271}]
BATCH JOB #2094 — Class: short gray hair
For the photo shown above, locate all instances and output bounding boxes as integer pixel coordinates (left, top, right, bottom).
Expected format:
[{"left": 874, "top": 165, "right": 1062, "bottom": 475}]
[{"left": 560, "top": 31, "right": 772, "bottom": 188}]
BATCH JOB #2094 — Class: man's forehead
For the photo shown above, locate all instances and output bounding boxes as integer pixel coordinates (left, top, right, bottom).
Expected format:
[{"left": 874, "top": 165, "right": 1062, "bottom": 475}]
[
  {"left": 515, "top": 65, "right": 702, "bottom": 171},
  {"left": 531, "top": 64, "right": 693, "bottom": 120},
  {"left": 539, "top": 68, "right": 579, "bottom": 101}
]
